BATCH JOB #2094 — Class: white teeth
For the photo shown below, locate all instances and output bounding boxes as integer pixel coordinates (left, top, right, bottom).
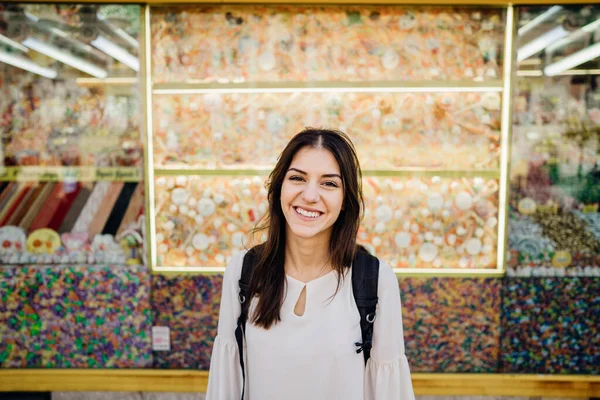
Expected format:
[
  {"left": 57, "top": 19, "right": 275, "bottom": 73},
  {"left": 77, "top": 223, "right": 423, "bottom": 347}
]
[{"left": 296, "top": 207, "right": 320, "bottom": 218}]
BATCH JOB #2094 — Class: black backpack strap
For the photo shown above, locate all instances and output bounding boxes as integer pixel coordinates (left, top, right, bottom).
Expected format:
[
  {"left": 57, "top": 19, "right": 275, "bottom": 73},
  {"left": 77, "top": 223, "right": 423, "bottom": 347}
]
[
  {"left": 352, "top": 249, "right": 380, "bottom": 364},
  {"left": 235, "top": 249, "right": 257, "bottom": 400}
]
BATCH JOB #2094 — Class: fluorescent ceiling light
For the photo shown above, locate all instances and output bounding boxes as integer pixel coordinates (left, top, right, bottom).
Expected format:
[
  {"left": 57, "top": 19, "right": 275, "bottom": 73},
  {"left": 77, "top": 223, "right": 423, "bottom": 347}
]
[
  {"left": 91, "top": 35, "right": 139, "bottom": 71},
  {"left": 0, "top": 49, "right": 57, "bottom": 78},
  {"left": 153, "top": 86, "right": 504, "bottom": 95},
  {"left": 22, "top": 37, "right": 107, "bottom": 78},
  {"left": 0, "top": 34, "right": 28, "bottom": 53},
  {"left": 518, "top": 6, "right": 563, "bottom": 36},
  {"left": 546, "top": 19, "right": 600, "bottom": 54},
  {"left": 98, "top": 14, "right": 139, "bottom": 49},
  {"left": 517, "top": 26, "right": 569, "bottom": 61},
  {"left": 544, "top": 41, "right": 600, "bottom": 76}
]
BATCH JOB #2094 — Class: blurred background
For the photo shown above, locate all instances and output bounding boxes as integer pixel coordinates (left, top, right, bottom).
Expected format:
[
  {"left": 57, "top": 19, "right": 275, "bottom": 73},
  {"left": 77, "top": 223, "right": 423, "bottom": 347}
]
[{"left": 0, "top": 2, "right": 598, "bottom": 398}]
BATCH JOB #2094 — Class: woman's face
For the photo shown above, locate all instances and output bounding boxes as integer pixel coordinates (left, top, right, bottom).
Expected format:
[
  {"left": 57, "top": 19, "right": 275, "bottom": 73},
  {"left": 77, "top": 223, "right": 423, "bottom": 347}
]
[{"left": 280, "top": 146, "right": 344, "bottom": 242}]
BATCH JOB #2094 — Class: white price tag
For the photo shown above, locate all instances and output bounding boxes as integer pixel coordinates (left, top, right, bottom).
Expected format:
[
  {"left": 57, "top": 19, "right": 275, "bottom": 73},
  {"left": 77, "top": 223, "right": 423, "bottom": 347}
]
[{"left": 152, "top": 326, "right": 171, "bottom": 351}]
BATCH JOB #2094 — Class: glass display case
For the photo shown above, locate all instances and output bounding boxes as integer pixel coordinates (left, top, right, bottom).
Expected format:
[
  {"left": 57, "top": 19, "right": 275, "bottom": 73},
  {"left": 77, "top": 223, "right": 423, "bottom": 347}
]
[
  {"left": 509, "top": 4, "right": 600, "bottom": 277},
  {"left": 0, "top": 4, "right": 144, "bottom": 265},
  {"left": 148, "top": 5, "right": 512, "bottom": 274}
]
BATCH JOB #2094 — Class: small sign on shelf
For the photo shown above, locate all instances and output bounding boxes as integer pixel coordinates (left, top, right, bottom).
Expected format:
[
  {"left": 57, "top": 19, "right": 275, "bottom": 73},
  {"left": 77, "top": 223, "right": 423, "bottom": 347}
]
[{"left": 152, "top": 326, "right": 171, "bottom": 351}]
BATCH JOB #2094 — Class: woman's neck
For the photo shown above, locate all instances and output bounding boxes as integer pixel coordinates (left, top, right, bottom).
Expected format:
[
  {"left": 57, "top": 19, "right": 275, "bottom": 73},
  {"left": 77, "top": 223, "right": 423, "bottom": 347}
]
[{"left": 284, "top": 235, "right": 332, "bottom": 282}]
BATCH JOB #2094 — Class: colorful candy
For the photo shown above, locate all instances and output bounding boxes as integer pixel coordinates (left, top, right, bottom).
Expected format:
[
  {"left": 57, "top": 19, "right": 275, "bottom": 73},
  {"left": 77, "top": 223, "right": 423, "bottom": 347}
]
[
  {"left": 151, "top": 5, "right": 505, "bottom": 83},
  {"left": 0, "top": 265, "right": 152, "bottom": 368},
  {"left": 151, "top": 274, "right": 222, "bottom": 369},
  {"left": 508, "top": 59, "right": 600, "bottom": 277},
  {"left": 501, "top": 277, "right": 600, "bottom": 374},
  {"left": 153, "top": 91, "right": 501, "bottom": 170},
  {"left": 154, "top": 175, "right": 499, "bottom": 269},
  {"left": 401, "top": 277, "right": 501, "bottom": 372}
]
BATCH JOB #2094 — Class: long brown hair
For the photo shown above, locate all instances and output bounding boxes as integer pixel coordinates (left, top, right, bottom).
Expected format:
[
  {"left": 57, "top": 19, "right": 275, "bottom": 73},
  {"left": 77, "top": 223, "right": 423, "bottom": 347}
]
[{"left": 247, "top": 128, "right": 364, "bottom": 329}]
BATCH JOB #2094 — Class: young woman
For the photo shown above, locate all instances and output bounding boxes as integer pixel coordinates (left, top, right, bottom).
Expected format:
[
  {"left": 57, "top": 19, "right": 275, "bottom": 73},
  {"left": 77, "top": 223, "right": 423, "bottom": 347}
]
[{"left": 207, "top": 128, "right": 414, "bottom": 400}]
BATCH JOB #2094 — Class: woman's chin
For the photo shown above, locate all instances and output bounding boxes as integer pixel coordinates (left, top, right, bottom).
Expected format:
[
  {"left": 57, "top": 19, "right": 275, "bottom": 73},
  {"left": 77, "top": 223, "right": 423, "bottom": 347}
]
[{"left": 287, "top": 224, "right": 329, "bottom": 240}]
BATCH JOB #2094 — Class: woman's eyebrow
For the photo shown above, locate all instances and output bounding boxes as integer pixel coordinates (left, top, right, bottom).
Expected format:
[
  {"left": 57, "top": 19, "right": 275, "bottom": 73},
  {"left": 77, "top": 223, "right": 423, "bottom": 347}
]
[{"left": 287, "top": 167, "right": 342, "bottom": 180}]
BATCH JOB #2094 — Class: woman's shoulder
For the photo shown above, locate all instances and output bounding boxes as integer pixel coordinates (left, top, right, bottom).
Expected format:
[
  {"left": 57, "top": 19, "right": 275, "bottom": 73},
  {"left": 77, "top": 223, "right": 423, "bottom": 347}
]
[
  {"left": 376, "top": 258, "right": 399, "bottom": 293},
  {"left": 352, "top": 252, "right": 397, "bottom": 293},
  {"left": 223, "top": 249, "right": 249, "bottom": 282}
]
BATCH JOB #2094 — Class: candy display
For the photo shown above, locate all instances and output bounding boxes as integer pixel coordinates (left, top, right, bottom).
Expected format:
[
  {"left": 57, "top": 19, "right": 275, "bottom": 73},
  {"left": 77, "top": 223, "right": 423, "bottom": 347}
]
[
  {"left": 150, "top": 274, "right": 500, "bottom": 372},
  {"left": 508, "top": 57, "right": 600, "bottom": 276},
  {"left": 151, "top": 274, "right": 222, "bottom": 369},
  {"left": 400, "top": 277, "right": 500, "bottom": 372},
  {"left": 150, "top": 4, "right": 507, "bottom": 272},
  {"left": 0, "top": 182, "right": 145, "bottom": 265},
  {"left": 154, "top": 175, "right": 498, "bottom": 270},
  {"left": 0, "top": 3, "right": 145, "bottom": 265},
  {"left": 0, "top": 3, "right": 142, "bottom": 168},
  {"left": 501, "top": 277, "right": 600, "bottom": 374},
  {"left": 154, "top": 175, "right": 266, "bottom": 267},
  {"left": 361, "top": 177, "right": 498, "bottom": 269},
  {"left": 153, "top": 91, "right": 501, "bottom": 170},
  {"left": 150, "top": 5, "right": 505, "bottom": 83},
  {"left": 0, "top": 265, "right": 152, "bottom": 368},
  {"left": 0, "top": 70, "right": 143, "bottom": 167}
]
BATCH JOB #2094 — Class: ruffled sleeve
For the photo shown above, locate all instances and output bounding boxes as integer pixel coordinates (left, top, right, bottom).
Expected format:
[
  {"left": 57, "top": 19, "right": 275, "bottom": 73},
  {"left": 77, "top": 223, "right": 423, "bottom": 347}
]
[
  {"left": 364, "top": 262, "right": 415, "bottom": 400},
  {"left": 206, "top": 250, "right": 247, "bottom": 400}
]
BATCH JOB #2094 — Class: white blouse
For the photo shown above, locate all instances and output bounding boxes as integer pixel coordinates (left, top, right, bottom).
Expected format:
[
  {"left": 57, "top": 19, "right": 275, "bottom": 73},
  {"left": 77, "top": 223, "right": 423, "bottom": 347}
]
[{"left": 206, "top": 250, "right": 415, "bottom": 400}]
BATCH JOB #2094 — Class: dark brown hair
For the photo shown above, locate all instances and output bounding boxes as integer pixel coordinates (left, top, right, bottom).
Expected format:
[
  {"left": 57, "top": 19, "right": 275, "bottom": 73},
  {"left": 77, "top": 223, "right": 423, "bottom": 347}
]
[{"left": 247, "top": 128, "right": 364, "bottom": 329}]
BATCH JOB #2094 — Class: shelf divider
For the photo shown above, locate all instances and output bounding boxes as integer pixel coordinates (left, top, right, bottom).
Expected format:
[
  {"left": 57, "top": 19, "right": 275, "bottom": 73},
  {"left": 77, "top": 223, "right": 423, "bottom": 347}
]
[{"left": 153, "top": 80, "right": 504, "bottom": 94}]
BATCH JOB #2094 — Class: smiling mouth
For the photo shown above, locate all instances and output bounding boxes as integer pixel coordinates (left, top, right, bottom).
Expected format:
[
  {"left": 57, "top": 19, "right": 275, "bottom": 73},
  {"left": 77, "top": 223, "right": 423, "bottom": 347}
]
[{"left": 294, "top": 206, "right": 323, "bottom": 219}]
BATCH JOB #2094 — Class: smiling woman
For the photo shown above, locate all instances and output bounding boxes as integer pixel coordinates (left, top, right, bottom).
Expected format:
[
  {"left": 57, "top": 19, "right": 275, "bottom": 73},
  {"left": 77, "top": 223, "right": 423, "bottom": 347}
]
[{"left": 206, "top": 128, "right": 415, "bottom": 400}]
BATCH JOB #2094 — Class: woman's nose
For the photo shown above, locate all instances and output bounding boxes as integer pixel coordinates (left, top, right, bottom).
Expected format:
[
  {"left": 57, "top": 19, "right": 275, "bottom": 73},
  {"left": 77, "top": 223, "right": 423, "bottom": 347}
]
[{"left": 302, "top": 183, "right": 320, "bottom": 203}]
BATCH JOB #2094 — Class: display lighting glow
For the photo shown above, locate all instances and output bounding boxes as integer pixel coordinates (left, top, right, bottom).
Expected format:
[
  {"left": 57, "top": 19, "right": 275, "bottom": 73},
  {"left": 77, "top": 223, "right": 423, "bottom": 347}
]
[
  {"left": 91, "top": 35, "right": 139, "bottom": 71},
  {"left": 0, "top": 34, "right": 28, "bottom": 52},
  {"left": 544, "top": 41, "right": 600, "bottom": 76},
  {"left": 546, "top": 19, "right": 600, "bottom": 54},
  {"left": 98, "top": 14, "right": 139, "bottom": 49},
  {"left": 517, "top": 26, "right": 569, "bottom": 61},
  {"left": 22, "top": 37, "right": 107, "bottom": 78},
  {"left": 518, "top": 6, "right": 563, "bottom": 36},
  {"left": 0, "top": 49, "right": 57, "bottom": 78}
]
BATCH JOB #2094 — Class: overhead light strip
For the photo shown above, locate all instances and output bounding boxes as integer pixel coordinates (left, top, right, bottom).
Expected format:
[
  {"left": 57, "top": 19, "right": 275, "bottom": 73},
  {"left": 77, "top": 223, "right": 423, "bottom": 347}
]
[
  {"left": 517, "top": 26, "right": 569, "bottom": 61},
  {"left": 0, "top": 34, "right": 28, "bottom": 53},
  {"left": 518, "top": 6, "right": 563, "bottom": 36},
  {"left": 22, "top": 37, "right": 107, "bottom": 79},
  {"left": 98, "top": 14, "right": 139, "bottom": 49},
  {"left": 544, "top": 42, "right": 600, "bottom": 76},
  {"left": 91, "top": 35, "right": 139, "bottom": 71},
  {"left": 0, "top": 49, "right": 57, "bottom": 78},
  {"left": 546, "top": 18, "right": 600, "bottom": 54}
]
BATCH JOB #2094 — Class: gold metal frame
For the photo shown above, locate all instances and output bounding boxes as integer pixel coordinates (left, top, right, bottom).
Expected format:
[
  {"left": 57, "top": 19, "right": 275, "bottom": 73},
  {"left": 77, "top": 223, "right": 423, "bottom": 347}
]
[
  {"left": 2, "top": 370, "right": 600, "bottom": 396},
  {"left": 145, "top": 4, "right": 515, "bottom": 277},
  {"left": 152, "top": 80, "right": 504, "bottom": 94},
  {"left": 141, "top": 5, "right": 157, "bottom": 272},
  {"left": 154, "top": 168, "right": 501, "bottom": 178},
  {"left": 9, "top": 0, "right": 593, "bottom": 5},
  {"left": 495, "top": 5, "right": 516, "bottom": 277}
]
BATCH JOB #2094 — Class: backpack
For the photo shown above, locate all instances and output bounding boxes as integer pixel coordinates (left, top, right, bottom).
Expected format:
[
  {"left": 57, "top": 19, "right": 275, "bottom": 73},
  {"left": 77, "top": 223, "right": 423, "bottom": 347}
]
[{"left": 234, "top": 246, "right": 380, "bottom": 400}]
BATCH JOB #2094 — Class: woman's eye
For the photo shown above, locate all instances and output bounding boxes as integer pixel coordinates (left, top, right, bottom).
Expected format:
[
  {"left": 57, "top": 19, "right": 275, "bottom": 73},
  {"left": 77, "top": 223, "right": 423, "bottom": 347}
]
[
  {"left": 323, "top": 181, "right": 339, "bottom": 188},
  {"left": 289, "top": 175, "right": 304, "bottom": 181}
]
